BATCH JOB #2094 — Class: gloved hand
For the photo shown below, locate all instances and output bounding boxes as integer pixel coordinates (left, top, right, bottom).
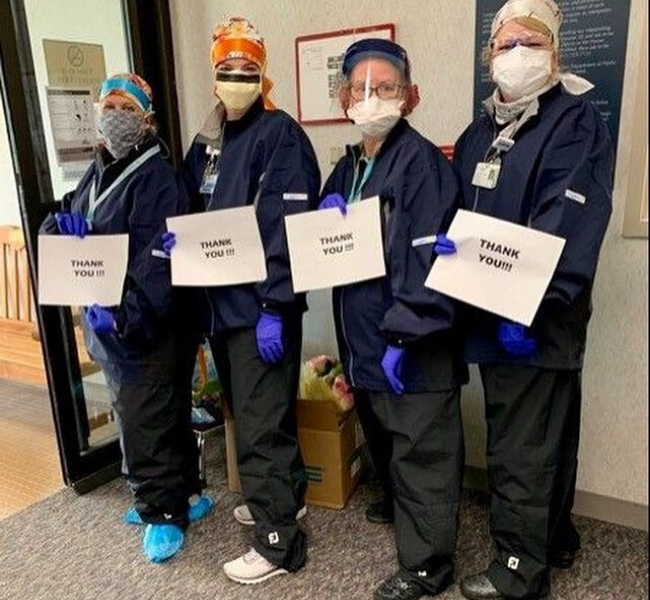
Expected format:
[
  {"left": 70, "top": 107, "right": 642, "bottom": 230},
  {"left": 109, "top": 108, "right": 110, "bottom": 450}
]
[
  {"left": 381, "top": 345, "right": 405, "bottom": 395},
  {"left": 497, "top": 321, "right": 538, "bottom": 357},
  {"left": 433, "top": 233, "right": 456, "bottom": 256},
  {"left": 161, "top": 231, "right": 176, "bottom": 256},
  {"left": 85, "top": 304, "right": 115, "bottom": 334},
  {"left": 318, "top": 193, "right": 347, "bottom": 216},
  {"left": 256, "top": 312, "right": 284, "bottom": 364},
  {"left": 55, "top": 212, "right": 90, "bottom": 238}
]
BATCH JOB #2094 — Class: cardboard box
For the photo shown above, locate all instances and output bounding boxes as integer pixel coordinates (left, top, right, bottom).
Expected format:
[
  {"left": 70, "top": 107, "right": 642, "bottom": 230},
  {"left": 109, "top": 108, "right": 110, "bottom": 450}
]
[{"left": 224, "top": 398, "right": 365, "bottom": 509}]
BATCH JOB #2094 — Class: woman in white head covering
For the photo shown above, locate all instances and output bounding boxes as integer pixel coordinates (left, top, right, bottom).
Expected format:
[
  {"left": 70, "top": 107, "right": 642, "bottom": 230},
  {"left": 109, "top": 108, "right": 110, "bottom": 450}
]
[{"left": 434, "top": 1, "right": 614, "bottom": 598}]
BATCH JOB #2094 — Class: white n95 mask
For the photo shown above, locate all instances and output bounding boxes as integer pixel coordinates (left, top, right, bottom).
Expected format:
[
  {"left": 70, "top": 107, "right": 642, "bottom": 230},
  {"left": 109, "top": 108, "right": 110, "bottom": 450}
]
[
  {"left": 346, "top": 96, "right": 403, "bottom": 139},
  {"left": 214, "top": 71, "right": 261, "bottom": 111},
  {"left": 492, "top": 46, "right": 553, "bottom": 101}
]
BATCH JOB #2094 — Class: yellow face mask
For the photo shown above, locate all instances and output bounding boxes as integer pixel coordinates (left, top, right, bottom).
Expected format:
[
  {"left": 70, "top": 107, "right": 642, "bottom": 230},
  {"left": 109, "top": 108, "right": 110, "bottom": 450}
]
[{"left": 214, "top": 71, "right": 261, "bottom": 111}]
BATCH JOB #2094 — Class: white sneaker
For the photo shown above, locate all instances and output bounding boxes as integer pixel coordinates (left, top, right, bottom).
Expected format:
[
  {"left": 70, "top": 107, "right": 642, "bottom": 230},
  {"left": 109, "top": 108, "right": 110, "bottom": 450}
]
[
  {"left": 223, "top": 548, "right": 288, "bottom": 584},
  {"left": 233, "top": 504, "right": 308, "bottom": 526}
]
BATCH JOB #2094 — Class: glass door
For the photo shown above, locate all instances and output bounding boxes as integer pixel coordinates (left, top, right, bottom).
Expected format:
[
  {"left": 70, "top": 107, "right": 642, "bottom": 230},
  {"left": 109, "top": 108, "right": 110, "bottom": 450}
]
[{"left": 0, "top": 0, "right": 182, "bottom": 492}]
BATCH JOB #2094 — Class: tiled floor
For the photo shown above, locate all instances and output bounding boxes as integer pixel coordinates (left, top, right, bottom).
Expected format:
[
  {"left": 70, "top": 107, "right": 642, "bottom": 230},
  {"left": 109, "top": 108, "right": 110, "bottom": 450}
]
[{"left": 0, "top": 378, "right": 64, "bottom": 520}]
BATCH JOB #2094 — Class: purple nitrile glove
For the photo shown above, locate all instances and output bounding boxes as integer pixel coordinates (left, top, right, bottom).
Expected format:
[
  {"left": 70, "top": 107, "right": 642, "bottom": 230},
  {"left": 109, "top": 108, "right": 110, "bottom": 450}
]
[
  {"left": 318, "top": 193, "right": 348, "bottom": 216},
  {"left": 497, "top": 321, "right": 538, "bottom": 357},
  {"left": 433, "top": 233, "right": 456, "bottom": 256},
  {"left": 161, "top": 231, "right": 176, "bottom": 256},
  {"left": 55, "top": 212, "right": 90, "bottom": 238},
  {"left": 85, "top": 304, "right": 115, "bottom": 334},
  {"left": 256, "top": 312, "right": 284, "bottom": 364},
  {"left": 381, "top": 345, "right": 405, "bottom": 395}
]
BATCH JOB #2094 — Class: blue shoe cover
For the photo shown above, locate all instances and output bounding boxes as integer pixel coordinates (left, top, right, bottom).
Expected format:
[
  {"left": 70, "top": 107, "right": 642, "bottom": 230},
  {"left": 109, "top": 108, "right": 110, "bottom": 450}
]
[
  {"left": 188, "top": 494, "right": 215, "bottom": 523},
  {"left": 142, "top": 524, "right": 184, "bottom": 563},
  {"left": 123, "top": 506, "right": 144, "bottom": 526}
]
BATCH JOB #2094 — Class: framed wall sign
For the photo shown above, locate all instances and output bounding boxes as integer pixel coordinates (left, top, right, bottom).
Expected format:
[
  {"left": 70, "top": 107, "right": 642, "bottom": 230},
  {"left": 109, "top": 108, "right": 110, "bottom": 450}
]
[{"left": 295, "top": 23, "right": 394, "bottom": 125}]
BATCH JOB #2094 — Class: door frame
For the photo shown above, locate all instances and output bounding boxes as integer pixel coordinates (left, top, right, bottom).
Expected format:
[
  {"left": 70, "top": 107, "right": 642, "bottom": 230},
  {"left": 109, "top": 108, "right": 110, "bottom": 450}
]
[{"left": 0, "top": 0, "right": 183, "bottom": 493}]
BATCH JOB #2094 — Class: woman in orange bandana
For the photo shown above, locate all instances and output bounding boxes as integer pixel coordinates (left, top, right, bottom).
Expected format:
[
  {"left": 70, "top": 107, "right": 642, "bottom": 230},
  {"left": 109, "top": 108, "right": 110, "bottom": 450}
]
[{"left": 169, "top": 17, "right": 321, "bottom": 585}]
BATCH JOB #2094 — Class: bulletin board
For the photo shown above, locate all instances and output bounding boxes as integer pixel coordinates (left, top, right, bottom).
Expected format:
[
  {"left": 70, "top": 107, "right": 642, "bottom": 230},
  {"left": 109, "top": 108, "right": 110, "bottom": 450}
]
[{"left": 295, "top": 23, "right": 394, "bottom": 125}]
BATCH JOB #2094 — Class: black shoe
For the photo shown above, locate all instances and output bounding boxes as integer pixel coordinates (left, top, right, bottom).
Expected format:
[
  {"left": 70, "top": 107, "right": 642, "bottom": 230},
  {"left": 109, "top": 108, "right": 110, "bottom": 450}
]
[
  {"left": 549, "top": 548, "right": 577, "bottom": 569},
  {"left": 374, "top": 574, "right": 425, "bottom": 600},
  {"left": 365, "top": 498, "right": 394, "bottom": 524},
  {"left": 460, "top": 572, "right": 503, "bottom": 600}
]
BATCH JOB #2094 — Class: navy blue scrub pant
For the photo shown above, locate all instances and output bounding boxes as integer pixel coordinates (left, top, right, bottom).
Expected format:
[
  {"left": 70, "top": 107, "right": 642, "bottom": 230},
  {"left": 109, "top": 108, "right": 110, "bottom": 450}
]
[
  {"left": 480, "top": 364, "right": 582, "bottom": 600},
  {"left": 368, "top": 387, "right": 464, "bottom": 595},
  {"left": 100, "top": 334, "right": 200, "bottom": 529},
  {"left": 209, "top": 316, "right": 307, "bottom": 571}
]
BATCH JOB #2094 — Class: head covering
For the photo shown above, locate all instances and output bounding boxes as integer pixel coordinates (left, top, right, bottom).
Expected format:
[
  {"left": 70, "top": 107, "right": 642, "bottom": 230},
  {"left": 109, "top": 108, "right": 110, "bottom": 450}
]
[
  {"left": 342, "top": 38, "right": 410, "bottom": 80},
  {"left": 210, "top": 17, "right": 267, "bottom": 69},
  {"left": 491, "top": 0, "right": 563, "bottom": 48},
  {"left": 209, "top": 17, "right": 274, "bottom": 109},
  {"left": 99, "top": 73, "right": 153, "bottom": 114}
]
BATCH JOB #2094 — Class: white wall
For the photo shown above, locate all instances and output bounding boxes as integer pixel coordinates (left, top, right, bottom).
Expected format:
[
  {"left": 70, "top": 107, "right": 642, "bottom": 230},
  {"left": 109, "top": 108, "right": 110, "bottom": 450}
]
[{"left": 170, "top": 0, "right": 649, "bottom": 508}]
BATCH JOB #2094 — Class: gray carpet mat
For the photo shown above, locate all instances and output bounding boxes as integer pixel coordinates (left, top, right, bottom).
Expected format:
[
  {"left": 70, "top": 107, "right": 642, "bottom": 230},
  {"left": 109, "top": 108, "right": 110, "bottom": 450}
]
[{"left": 0, "top": 440, "right": 647, "bottom": 600}]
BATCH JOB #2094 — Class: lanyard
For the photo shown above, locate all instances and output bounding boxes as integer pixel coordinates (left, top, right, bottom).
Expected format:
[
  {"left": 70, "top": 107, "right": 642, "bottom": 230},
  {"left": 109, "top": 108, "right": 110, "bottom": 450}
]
[
  {"left": 87, "top": 145, "right": 161, "bottom": 222},
  {"left": 347, "top": 156, "right": 375, "bottom": 204}
]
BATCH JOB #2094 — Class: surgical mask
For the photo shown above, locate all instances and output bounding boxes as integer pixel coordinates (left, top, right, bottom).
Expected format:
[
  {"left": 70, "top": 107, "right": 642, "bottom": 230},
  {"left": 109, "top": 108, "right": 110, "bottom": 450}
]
[
  {"left": 96, "top": 110, "right": 145, "bottom": 159},
  {"left": 346, "top": 96, "right": 403, "bottom": 139},
  {"left": 492, "top": 46, "right": 553, "bottom": 101},
  {"left": 214, "top": 71, "right": 261, "bottom": 112}
]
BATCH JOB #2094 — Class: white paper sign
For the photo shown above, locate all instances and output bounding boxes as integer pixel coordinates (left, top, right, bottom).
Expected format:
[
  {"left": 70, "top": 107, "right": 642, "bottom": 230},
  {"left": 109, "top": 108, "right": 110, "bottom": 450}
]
[
  {"left": 167, "top": 207, "right": 267, "bottom": 287},
  {"left": 285, "top": 196, "right": 386, "bottom": 293},
  {"left": 425, "top": 210, "right": 566, "bottom": 326},
  {"left": 38, "top": 234, "right": 129, "bottom": 306}
]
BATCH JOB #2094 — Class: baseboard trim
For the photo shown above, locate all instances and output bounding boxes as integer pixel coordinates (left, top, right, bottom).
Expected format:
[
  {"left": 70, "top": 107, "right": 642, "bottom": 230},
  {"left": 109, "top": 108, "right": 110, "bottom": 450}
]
[{"left": 463, "top": 466, "right": 648, "bottom": 532}]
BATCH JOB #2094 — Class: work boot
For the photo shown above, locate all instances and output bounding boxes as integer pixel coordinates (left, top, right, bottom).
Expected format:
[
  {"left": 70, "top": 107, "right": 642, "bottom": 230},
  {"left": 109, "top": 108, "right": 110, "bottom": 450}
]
[{"left": 365, "top": 496, "right": 394, "bottom": 524}]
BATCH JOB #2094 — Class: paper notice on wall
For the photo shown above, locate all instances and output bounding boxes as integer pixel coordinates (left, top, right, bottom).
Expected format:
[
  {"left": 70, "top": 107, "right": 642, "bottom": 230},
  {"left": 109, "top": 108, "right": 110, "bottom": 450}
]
[
  {"left": 285, "top": 196, "right": 386, "bottom": 293},
  {"left": 425, "top": 210, "right": 566, "bottom": 326},
  {"left": 167, "top": 207, "right": 267, "bottom": 287},
  {"left": 38, "top": 234, "right": 129, "bottom": 306}
]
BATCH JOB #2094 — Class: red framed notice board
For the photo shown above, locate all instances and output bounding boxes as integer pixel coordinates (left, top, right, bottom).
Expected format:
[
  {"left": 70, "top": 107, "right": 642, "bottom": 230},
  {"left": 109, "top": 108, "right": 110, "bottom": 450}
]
[{"left": 295, "top": 23, "right": 394, "bottom": 125}]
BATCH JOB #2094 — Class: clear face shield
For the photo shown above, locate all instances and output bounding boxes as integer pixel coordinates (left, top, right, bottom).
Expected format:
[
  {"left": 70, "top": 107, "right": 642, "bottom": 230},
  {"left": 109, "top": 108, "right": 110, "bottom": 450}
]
[{"left": 346, "top": 58, "right": 406, "bottom": 105}]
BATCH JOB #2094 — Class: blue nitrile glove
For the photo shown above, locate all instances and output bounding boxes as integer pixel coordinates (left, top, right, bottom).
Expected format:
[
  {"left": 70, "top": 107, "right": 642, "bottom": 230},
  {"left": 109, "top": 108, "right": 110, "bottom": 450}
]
[
  {"left": 433, "top": 233, "right": 456, "bottom": 256},
  {"left": 497, "top": 321, "right": 538, "bottom": 357},
  {"left": 54, "top": 212, "right": 90, "bottom": 238},
  {"left": 161, "top": 231, "right": 176, "bottom": 256},
  {"left": 256, "top": 312, "right": 284, "bottom": 364},
  {"left": 318, "top": 193, "right": 348, "bottom": 215},
  {"left": 381, "top": 345, "right": 405, "bottom": 395},
  {"left": 85, "top": 304, "right": 115, "bottom": 334}
]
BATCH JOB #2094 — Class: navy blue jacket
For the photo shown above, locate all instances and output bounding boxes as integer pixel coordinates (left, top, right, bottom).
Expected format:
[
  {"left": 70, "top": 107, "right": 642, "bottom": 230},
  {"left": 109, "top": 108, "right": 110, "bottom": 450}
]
[
  {"left": 454, "top": 84, "right": 614, "bottom": 369},
  {"left": 40, "top": 137, "right": 187, "bottom": 363},
  {"left": 323, "top": 119, "right": 465, "bottom": 393},
  {"left": 181, "top": 99, "right": 321, "bottom": 334}
]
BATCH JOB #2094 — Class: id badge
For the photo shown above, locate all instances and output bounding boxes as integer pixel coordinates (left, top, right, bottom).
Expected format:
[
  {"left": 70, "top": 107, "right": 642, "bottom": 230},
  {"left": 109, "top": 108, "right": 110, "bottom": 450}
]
[
  {"left": 199, "top": 173, "right": 218, "bottom": 195},
  {"left": 472, "top": 162, "right": 501, "bottom": 189},
  {"left": 199, "top": 156, "right": 219, "bottom": 195}
]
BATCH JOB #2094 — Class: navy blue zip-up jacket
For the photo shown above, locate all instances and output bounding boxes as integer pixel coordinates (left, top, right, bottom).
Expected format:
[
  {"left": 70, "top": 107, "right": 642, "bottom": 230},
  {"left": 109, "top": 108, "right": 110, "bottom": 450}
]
[
  {"left": 454, "top": 84, "right": 614, "bottom": 369},
  {"left": 40, "top": 137, "right": 187, "bottom": 363},
  {"left": 181, "top": 98, "right": 320, "bottom": 334},
  {"left": 322, "top": 119, "right": 465, "bottom": 393}
]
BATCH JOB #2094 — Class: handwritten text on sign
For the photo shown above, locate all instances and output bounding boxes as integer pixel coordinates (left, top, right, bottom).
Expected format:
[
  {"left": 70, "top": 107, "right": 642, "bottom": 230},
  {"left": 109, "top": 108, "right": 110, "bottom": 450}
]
[
  {"left": 38, "top": 234, "right": 129, "bottom": 306},
  {"left": 285, "top": 196, "right": 385, "bottom": 293},
  {"left": 425, "top": 210, "right": 566, "bottom": 326},
  {"left": 167, "top": 207, "right": 267, "bottom": 287}
]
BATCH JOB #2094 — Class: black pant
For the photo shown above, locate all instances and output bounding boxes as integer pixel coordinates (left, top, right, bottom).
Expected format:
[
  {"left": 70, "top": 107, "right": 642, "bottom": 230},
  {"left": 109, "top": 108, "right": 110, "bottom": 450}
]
[
  {"left": 209, "top": 318, "right": 307, "bottom": 571},
  {"left": 480, "top": 364, "right": 582, "bottom": 600},
  {"left": 369, "top": 388, "right": 464, "bottom": 595},
  {"left": 354, "top": 389, "right": 393, "bottom": 502},
  {"left": 101, "top": 335, "right": 200, "bottom": 529}
]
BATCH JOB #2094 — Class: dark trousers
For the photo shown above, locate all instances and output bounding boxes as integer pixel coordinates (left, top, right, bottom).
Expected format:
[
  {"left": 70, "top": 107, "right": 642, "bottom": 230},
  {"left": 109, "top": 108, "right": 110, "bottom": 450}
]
[
  {"left": 209, "top": 318, "right": 307, "bottom": 571},
  {"left": 480, "top": 364, "right": 582, "bottom": 600},
  {"left": 354, "top": 390, "right": 393, "bottom": 502},
  {"left": 101, "top": 335, "right": 200, "bottom": 529},
  {"left": 369, "top": 388, "right": 464, "bottom": 595}
]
